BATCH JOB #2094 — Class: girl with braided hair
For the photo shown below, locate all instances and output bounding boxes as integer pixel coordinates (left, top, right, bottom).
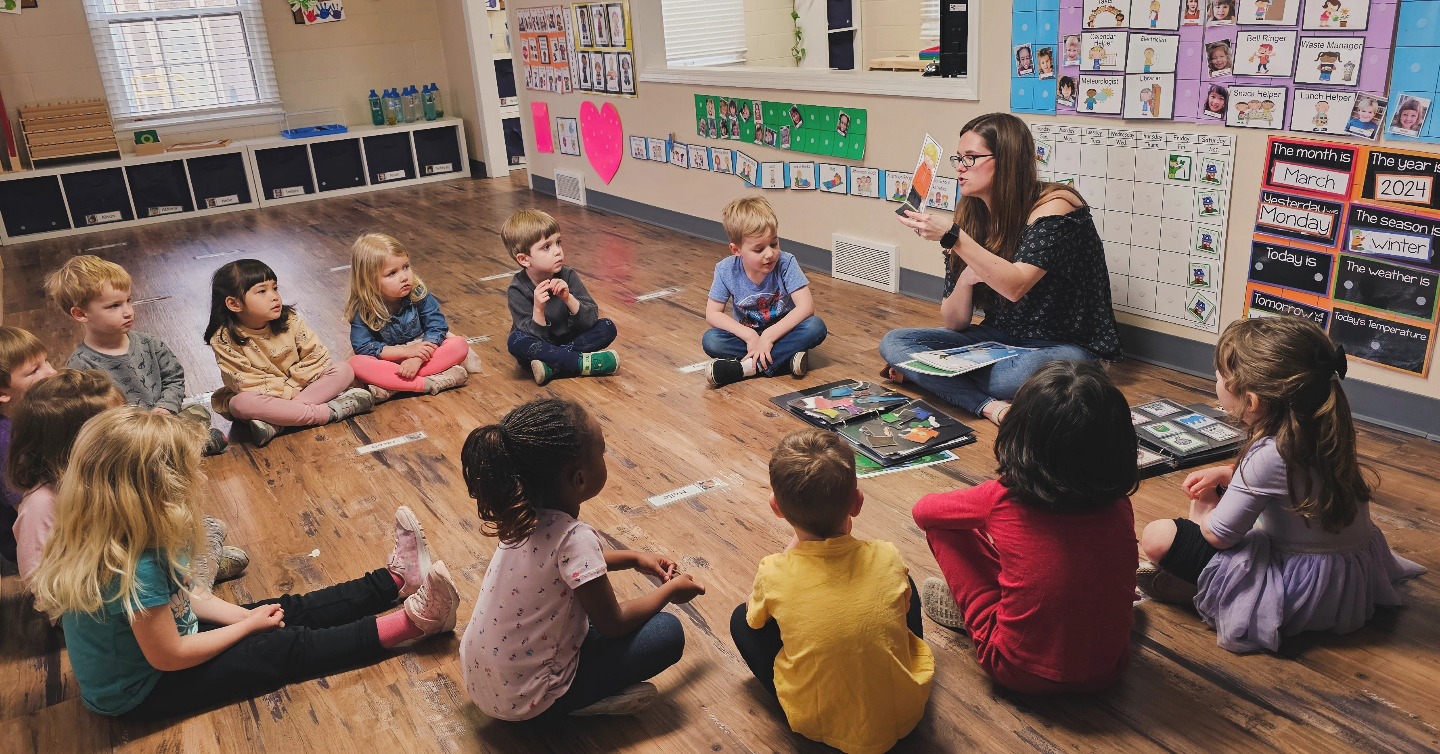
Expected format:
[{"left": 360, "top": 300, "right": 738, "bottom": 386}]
[
  {"left": 1137, "top": 317, "right": 1424, "bottom": 652},
  {"left": 459, "top": 399, "right": 706, "bottom": 720}
]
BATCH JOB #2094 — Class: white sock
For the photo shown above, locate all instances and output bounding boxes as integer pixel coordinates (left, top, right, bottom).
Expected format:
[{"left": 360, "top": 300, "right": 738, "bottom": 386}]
[{"left": 740, "top": 357, "right": 758, "bottom": 377}]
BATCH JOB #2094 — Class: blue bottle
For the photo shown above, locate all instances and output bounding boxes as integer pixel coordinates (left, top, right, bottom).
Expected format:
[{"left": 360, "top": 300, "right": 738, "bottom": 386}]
[
  {"left": 430, "top": 83, "right": 444, "bottom": 118},
  {"left": 383, "top": 88, "right": 402, "bottom": 126},
  {"left": 421, "top": 84, "right": 437, "bottom": 121},
  {"left": 368, "top": 89, "right": 384, "bottom": 126}
]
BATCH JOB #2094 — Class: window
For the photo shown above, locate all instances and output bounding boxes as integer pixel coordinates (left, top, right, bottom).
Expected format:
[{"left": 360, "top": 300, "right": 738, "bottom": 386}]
[
  {"left": 921, "top": 0, "right": 940, "bottom": 47},
  {"left": 82, "top": 0, "right": 282, "bottom": 129},
  {"left": 660, "top": 0, "right": 746, "bottom": 67}
]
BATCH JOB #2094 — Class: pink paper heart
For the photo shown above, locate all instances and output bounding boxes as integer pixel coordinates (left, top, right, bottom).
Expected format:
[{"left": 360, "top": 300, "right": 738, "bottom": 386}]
[{"left": 580, "top": 101, "right": 624, "bottom": 185}]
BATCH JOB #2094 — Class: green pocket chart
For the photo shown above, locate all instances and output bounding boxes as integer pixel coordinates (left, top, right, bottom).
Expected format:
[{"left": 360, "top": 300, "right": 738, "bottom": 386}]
[{"left": 693, "top": 94, "right": 867, "bottom": 161}]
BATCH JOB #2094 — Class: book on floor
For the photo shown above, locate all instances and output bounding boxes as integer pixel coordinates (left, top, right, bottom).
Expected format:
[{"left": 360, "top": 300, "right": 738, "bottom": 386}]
[
  {"left": 772, "top": 379, "right": 976, "bottom": 466},
  {"left": 1131, "top": 399, "right": 1246, "bottom": 478},
  {"left": 904, "top": 342, "right": 1034, "bottom": 376}
]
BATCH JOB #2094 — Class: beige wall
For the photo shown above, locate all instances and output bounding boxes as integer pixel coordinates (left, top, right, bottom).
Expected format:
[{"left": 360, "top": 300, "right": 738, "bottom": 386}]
[
  {"left": 743, "top": 0, "right": 921, "bottom": 68},
  {"left": 0, "top": 0, "right": 451, "bottom": 146},
  {"left": 861, "top": 0, "right": 922, "bottom": 62},
  {"left": 745, "top": 0, "right": 799, "bottom": 67}
]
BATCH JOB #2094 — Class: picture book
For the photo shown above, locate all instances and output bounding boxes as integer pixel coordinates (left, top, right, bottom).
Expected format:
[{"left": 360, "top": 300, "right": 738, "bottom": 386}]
[
  {"left": 906, "top": 342, "right": 1035, "bottom": 376},
  {"left": 1131, "top": 399, "right": 1245, "bottom": 477},
  {"left": 771, "top": 379, "right": 977, "bottom": 466}
]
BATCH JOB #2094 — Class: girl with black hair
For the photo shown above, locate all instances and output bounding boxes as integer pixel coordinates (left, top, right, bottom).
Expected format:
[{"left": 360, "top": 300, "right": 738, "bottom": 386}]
[
  {"left": 912, "top": 361, "right": 1138, "bottom": 694},
  {"left": 459, "top": 399, "right": 706, "bottom": 719},
  {"left": 204, "top": 259, "right": 373, "bottom": 447}
]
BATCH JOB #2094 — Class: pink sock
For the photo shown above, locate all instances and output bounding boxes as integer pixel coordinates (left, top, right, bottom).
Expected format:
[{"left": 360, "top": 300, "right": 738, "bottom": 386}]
[
  {"left": 376, "top": 609, "right": 425, "bottom": 648},
  {"left": 389, "top": 569, "right": 405, "bottom": 590}
]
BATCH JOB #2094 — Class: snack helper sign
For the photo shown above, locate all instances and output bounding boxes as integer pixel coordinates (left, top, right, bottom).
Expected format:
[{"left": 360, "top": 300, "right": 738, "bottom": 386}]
[{"left": 1248, "top": 137, "right": 1439, "bottom": 376}]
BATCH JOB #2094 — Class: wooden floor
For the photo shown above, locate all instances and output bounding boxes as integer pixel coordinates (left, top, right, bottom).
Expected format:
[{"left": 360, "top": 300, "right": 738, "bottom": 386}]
[{"left": 2, "top": 173, "right": 1438, "bottom": 754}]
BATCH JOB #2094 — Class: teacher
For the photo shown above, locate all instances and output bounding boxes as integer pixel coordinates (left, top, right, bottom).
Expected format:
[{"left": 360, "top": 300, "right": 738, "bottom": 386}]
[{"left": 881, "top": 112, "right": 1121, "bottom": 424}]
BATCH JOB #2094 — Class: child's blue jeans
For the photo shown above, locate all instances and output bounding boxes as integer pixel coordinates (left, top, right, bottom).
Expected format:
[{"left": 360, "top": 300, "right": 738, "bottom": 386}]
[
  {"left": 507, "top": 318, "right": 618, "bottom": 374},
  {"left": 702, "top": 316, "right": 828, "bottom": 377},
  {"left": 540, "top": 611, "right": 686, "bottom": 716}
]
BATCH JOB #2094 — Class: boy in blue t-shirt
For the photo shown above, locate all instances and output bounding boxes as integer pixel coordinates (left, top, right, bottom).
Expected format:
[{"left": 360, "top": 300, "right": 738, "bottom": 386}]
[{"left": 704, "top": 197, "right": 827, "bottom": 387}]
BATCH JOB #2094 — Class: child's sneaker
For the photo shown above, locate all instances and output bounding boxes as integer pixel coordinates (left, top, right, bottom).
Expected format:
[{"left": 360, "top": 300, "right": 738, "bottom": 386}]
[
  {"left": 463, "top": 348, "right": 484, "bottom": 374},
  {"left": 569, "top": 683, "right": 659, "bottom": 716},
  {"left": 328, "top": 387, "right": 375, "bottom": 421},
  {"left": 1136, "top": 563, "right": 1197, "bottom": 605},
  {"left": 790, "top": 351, "right": 810, "bottom": 378},
  {"left": 706, "top": 357, "right": 756, "bottom": 388},
  {"left": 399, "top": 560, "right": 460, "bottom": 645},
  {"left": 203, "top": 428, "right": 229, "bottom": 456},
  {"left": 580, "top": 350, "right": 620, "bottom": 377},
  {"left": 387, "top": 505, "right": 433, "bottom": 598},
  {"left": 216, "top": 546, "right": 250, "bottom": 583},
  {"left": 367, "top": 384, "right": 393, "bottom": 403},
  {"left": 249, "top": 419, "right": 279, "bottom": 447},
  {"left": 921, "top": 577, "right": 966, "bottom": 631},
  {"left": 425, "top": 364, "right": 469, "bottom": 395},
  {"left": 531, "top": 360, "right": 554, "bottom": 386}
]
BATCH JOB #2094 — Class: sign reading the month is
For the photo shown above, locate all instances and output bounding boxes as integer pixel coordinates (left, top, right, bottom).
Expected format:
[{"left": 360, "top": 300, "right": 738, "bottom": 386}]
[{"left": 1264, "top": 139, "right": 1357, "bottom": 199}]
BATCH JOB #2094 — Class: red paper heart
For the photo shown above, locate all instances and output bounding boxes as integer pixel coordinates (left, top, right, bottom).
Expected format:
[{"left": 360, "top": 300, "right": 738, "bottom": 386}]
[{"left": 579, "top": 101, "right": 623, "bottom": 185}]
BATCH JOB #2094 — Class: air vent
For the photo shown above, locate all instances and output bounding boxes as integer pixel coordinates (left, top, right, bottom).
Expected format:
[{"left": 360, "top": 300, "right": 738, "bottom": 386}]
[
  {"left": 554, "top": 170, "right": 586, "bottom": 206},
  {"left": 832, "top": 233, "right": 898, "bottom": 293}
]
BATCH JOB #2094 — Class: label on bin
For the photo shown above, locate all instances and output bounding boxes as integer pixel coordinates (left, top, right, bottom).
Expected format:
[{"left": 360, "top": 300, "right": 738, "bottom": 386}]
[
  {"left": 148, "top": 205, "right": 183, "bottom": 217},
  {"left": 206, "top": 195, "right": 240, "bottom": 208},
  {"left": 425, "top": 163, "right": 454, "bottom": 175},
  {"left": 85, "top": 211, "right": 123, "bottom": 225},
  {"left": 273, "top": 186, "right": 305, "bottom": 198},
  {"left": 378, "top": 170, "right": 407, "bottom": 182}
]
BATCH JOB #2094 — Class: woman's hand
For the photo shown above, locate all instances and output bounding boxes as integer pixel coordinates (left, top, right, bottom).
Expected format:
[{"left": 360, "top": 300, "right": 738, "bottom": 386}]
[
  {"left": 957, "top": 265, "right": 982, "bottom": 288},
  {"left": 898, "top": 210, "right": 952, "bottom": 243}
]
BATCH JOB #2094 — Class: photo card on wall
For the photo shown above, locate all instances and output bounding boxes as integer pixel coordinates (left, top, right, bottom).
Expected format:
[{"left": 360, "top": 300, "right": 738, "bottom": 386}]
[
  {"left": 1292, "top": 37, "right": 1364, "bottom": 86},
  {"left": 1226, "top": 85, "right": 1287, "bottom": 128},
  {"left": 1126, "top": 32, "right": 1181, "bottom": 72},
  {"left": 1078, "top": 74, "right": 1125, "bottom": 113},
  {"left": 1300, "top": 0, "right": 1368, "bottom": 30},
  {"left": 1288, "top": 89, "right": 1356, "bottom": 135},
  {"left": 1344, "top": 93, "right": 1386, "bottom": 140},
  {"left": 1081, "top": 30, "right": 1130, "bottom": 71},
  {"left": 1124, "top": 73, "right": 1176, "bottom": 118},
  {"left": 1236, "top": 0, "right": 1301, "bottom": 25},
  {"left": 1389, "top": 95, "right": 1432, "bottom": 139},
  {"left": 1233, "top": 30, "right": 1298, "bottom": 77}
]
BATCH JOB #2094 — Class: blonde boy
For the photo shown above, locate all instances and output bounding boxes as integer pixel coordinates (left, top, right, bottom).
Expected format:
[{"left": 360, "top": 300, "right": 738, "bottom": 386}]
[
  {"left": 0, "top": 325, "right": 57, "bottom": 561},
  {"left": 44, "top": 256, "right": 226, "bottom": 454},
  {"left": 730, "top": 429, "right": 933, "bottom": 753},
  {"left": 704, "top": 197, "right": 826, "bottom": 388},
  {"left": 500, "top": 209, "right": 618, "bottom": 386}
]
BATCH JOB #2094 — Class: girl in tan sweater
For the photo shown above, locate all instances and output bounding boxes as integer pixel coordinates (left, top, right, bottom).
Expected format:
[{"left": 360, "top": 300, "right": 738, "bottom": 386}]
[{"left": 204, "top": 260, "right": 372, "bottom": 447}]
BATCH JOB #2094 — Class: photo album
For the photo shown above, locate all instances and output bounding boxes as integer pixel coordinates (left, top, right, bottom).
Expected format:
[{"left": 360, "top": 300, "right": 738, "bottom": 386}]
[
  {"left": 902, "top": 342, "right": 1035, "bottom": 377},
  {"left": 771, "top": 380, "right": 977, "bottom": 466},
  {"left": 1131, "top": 399, "right": 1245, "bottom": 477}
]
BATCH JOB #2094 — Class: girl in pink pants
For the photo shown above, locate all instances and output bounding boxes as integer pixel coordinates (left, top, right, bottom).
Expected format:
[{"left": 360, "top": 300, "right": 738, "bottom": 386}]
[{"left": 345, "top": 234, "right": 478, "bottom": 398}]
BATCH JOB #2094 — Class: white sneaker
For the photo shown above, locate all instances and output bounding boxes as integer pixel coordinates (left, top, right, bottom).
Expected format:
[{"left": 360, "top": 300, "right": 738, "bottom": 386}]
[
  {"left": 398, "top": 561, "right": 459, "bottom": 646},
  {"left": 249, "top": 419, "right": 280, "bottom": 447},
  {"left": 424, "top": 364, "right": 469, "bottom": 395},
  {"left": 789, "top": 351, "right": 810, "bottom": 378},
  {"left": 327, "top": 387, "right": 375, "bottom": 421},
  {"left": 463, "top": 348, "right": 484, "bottom": 374},
  {"left": 387, "top": 506, "right": 432, "bottom": 598},
  {"left": 569, "top": 682, "right": 659, "bottom": 716},
  {"left": 367, "top": 384, "right": 393, "bottom": 403},
  {"left": 921, "top": 577, "right": 966, "bottom": 631}
]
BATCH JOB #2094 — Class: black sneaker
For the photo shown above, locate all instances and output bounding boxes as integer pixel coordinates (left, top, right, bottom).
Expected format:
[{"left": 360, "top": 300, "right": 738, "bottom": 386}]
[{"left": 706, "top": 359, "right": 747, "bottom": 388}]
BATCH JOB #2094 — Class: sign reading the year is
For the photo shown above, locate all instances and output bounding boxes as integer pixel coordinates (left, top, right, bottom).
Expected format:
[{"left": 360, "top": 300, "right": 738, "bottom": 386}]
[{"left": 1358, "top": 148, "right": 1440, "bottom": 212}]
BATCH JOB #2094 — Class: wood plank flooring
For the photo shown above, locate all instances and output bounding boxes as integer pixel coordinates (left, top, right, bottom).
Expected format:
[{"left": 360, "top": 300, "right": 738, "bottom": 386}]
[{"left": 1, "top": 174, "right": 1437, "bottom": 753}]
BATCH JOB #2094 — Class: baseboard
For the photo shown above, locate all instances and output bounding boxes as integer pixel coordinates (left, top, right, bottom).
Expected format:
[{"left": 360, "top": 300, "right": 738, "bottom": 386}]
[{"left": 532, "top": 182, "right": 1440, "bottom": 440}]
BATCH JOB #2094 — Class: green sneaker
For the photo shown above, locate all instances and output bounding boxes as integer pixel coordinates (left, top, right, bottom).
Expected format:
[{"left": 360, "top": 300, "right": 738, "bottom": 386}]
[
  {"left": 531, "top": 360, "right": 554, "bottom": 386},
  {"left": 580, "top": 350, "right": 620, "bottom": 377}
]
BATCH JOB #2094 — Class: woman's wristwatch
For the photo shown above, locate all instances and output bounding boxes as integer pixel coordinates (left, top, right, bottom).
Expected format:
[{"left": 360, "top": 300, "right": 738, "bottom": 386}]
[{"left": 940, "top": 223, "right": 960, "bottom": 250}]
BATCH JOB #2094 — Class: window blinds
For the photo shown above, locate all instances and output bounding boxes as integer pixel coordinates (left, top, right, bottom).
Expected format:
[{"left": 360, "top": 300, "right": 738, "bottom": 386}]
[
  {"left": 661, "top": 0, "right": 747, "bottom": 67},
  {"left": 921, "top": 0, "right": 940, "bottom": 46},
  {"left": 82, "top": 0, "right": 282, "bottom": 128}
]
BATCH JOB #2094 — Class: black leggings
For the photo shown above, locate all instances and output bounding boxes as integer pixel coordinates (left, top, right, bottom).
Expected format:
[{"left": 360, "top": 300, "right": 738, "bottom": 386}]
[
  {"left": 729, "top": 577, "right": 923, "bottom": 698},
  {"left": 124, "top": 569, "right": 399, "bottom": 721},
  {"left": 1160, "top": 518, "right": 1221, "bottom": 584}
]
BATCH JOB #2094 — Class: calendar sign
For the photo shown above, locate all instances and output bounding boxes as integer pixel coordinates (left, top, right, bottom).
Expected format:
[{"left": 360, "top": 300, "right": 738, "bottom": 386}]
[{"left": 1359, "top": 149, "right": 1440, "bottom": 212}]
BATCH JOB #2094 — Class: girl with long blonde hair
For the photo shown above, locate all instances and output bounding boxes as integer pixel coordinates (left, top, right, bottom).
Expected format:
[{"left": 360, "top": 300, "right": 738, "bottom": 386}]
[
  {"left": 31, "top": 407, "right": 461, "bottom": 719},
  {"left": 1137, "top": 317, "right": 1424, "bottom": 652},
  {"left": 346, "top": 233, "right": 479, "bottom": 399}
]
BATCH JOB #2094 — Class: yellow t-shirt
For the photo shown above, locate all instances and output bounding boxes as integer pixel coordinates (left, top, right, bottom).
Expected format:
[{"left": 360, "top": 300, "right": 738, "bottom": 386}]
[{"left": 746, "top": 536, "right": 934, "bottom": 754}]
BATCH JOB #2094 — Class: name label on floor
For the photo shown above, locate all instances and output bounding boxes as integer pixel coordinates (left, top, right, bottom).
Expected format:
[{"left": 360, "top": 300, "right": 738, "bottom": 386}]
[
  {"left": 194, "top": 249, "right": 245, "bottom": 259},
  {"left": 479, "top": 270, "right": 519, "bottom": 281},
  {"left": 357, "top": 431, "right": 428, "bottom": 455},
  {"left": 677, "top": 361, "right": 710, "bottom": 374},
  {"left": 466, "top": 335, "right": 491, "bottom": 343},
  {"left": 647, "top": 478, "right": 728, "bottom": 508},
  {"left": 132, "top": 295, "right": 171, "bottom": 306},
  {"left": 635, "top": 287, "right": 681, "bottom": 302},
  {"left": 330, "top": 264, "right": 352, "bottom": 272}
]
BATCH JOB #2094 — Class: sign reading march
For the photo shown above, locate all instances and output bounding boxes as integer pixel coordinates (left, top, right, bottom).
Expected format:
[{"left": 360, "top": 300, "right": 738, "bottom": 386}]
[
  {"left": 1329, "top": 306, "right": 1435, "bottom": 375},
  {"left": 1263, "top": 138, "right": 1356, "bottom": 199}
]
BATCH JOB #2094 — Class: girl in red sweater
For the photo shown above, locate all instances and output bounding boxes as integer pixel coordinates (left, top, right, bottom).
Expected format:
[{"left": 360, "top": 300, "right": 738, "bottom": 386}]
[{"left": 913, "top": 361, "right": 1138, "bottom": 693}]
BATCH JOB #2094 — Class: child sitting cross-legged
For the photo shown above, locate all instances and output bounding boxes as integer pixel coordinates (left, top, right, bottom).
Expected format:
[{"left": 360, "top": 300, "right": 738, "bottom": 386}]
[
  {"left": 44, "top": 255, "right": 228, "bottom": 455},
  {"left": 730, "top": 429, "right": 933, "bottom": 754},
  {"left": 914, "top": 361, "right": 1138, "bottom": 694},
  {"left": 704, "top": 197, "right": 827, "bottom": 388},
  {"left": 501, "top": 210, "right": 619, "bottom": 386},
  {"left": 30, "top": 407, "right": 460, "bottom": 719},
  {"left": 0, "top": 326, "right": 57, "bottom": 563}
]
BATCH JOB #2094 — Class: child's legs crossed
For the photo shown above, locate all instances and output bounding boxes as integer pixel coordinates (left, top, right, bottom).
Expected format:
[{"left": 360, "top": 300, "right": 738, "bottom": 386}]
[
  {"left": 562, "top": 319, "right": 617, "bottom": 354},
  {"left": 508, "top": 331, "right": 583, "bottom": 373},
  {"left": 702, "top": 329, "right": 750, "bottom": 361},
  {"left": 1144, "top": 518, "right": 1219, "bottom": 584},
  {"left": 926, "top": 529, "right": 1004, "bottom": 644},
  {"left": 295, "top": 362, "right": 355, "bottom": 404},
  {"left": 758, "top": 316, "right": 828, "bottom": 376},
  {"left": 414, "top": 336, "right": 470, "bottom": 377},
  {"left": 544, "top": 612, "right": 685, "bottom": 715},
  {"left": 228, "top": 393, "right": 332, "bottom": 427},
  {"left": 729, "top": 604, "right": 782, "bottom": 698},
  {"left": 349, "top": 355, "right": 426, "bottom": 393}
]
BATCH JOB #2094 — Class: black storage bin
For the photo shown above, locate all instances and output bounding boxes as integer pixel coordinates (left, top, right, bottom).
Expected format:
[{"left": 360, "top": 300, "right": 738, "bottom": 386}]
[
  {"left": 503, "top": 117, "right": 525, "bottom": 165},
  {"left": 828, "top": 30, "right": 856, "bottom": 71},
  {"left": 254, "top": 145, "right": 315, "bottom": 200},
  {"left": 0, "top": 175, "right": 71, "bottom": 237},
  {"left": 362, "top": 133, "right": 416, "bottom": 184},
  {"left": 827, "top": 0, "right": 853, "bottom": 29},
  {"left": 413, "top": 126, "right": 462, "bottom": 176},
  {"left": 126, "top": 160, "right": 194, "bottom": 218},
  {"left": 495, "top": 59, "right": 517, "bottom": 102},
  {"left": 62, "top": 168, "right": 134, "bottom": 228},
  {"left": 311, "top": 138, "right": 367, "bottom": 191},
  {"left": 187, "top": 152, "right": 252, "bottom": 208}
]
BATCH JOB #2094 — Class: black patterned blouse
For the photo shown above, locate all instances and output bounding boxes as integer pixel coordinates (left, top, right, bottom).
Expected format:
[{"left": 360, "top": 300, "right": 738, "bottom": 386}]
[{"left": 945, "top": 207, "right": 1122, "bottom": 360}]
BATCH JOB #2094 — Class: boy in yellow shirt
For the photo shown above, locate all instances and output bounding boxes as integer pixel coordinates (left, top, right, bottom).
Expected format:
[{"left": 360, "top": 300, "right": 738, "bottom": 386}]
[{"left": 730, "top": 429, "right": 934, "bottom": 754}]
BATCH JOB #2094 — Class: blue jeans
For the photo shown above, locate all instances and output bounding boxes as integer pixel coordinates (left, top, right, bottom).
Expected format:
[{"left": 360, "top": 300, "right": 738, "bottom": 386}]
[
  {"left": 878, "top": 324, "right": 1098, "bottom": 416},
  {"left": 702, "top": 316, "right": 828, "bottom": 377},
  {"left": 507, "top": 318, "right": 618, "bottom": 374},
  {"left": 540, "top": 612, "right": 686, "bottom": 717}
]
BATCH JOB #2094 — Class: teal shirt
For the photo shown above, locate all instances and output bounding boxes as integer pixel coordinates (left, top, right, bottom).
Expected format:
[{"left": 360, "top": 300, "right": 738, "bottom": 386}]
[{"left": 62, "top": 550, "right": 198, "bottom": 715}]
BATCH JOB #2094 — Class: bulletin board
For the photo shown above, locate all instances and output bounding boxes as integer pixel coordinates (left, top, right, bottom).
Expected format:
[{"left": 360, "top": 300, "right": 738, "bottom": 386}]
[
  {"left": 692, "top": 95, "right": 868, "bottom": 161},
  {"left": 573, "top": 1, "right": 637, "bottom": 96},
  {"left": 1245, "top": 136, "right": 1439, "bottom": 375},
  {"left": 1032, "top": 122, "right": 1237, "bottom": 332},
  {"left": 1386, "top": 1, "right": 1440, "bottom": 143},
  {"left": 518, "top": 5, "right": 576, "bottom": 95}
]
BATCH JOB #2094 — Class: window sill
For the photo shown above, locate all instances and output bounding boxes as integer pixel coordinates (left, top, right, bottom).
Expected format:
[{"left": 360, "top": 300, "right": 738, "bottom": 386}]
[
  {"left": 638, "top": 65, "right": 977, "bottom": 101},
  {"left": 115, "top": 107, "right": 285, "bottom": 137}
]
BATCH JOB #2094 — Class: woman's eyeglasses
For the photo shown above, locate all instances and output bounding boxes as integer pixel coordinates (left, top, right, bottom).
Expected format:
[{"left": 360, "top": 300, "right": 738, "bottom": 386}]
[{"left": 949, "top": 153, "right": 994, "bottom": 169}]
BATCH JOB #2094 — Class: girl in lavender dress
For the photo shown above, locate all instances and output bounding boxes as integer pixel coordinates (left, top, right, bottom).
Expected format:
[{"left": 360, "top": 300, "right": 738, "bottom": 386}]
[{"left": 1135, "top": 317, "right": 1424, "bottom": 653}]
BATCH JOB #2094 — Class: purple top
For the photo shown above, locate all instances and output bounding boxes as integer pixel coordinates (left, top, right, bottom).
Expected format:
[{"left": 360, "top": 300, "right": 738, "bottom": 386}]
[
  {"left": 0, "top": 415, "right": 19, "bottom": 509},
  {"left": 1208, "top": 438, "right": 1371, "bottom": 553}
]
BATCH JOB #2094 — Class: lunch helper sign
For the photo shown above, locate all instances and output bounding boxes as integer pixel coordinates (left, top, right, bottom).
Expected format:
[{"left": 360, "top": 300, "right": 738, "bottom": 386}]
[{"left": 1249, "top": 137, "right": 1440, "bottom": 376}]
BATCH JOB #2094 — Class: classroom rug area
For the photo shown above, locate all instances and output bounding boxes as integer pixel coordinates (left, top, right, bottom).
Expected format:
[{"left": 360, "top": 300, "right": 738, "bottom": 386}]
[{"left": 2, "top": 173, "right": 1437, "bottom": 753}]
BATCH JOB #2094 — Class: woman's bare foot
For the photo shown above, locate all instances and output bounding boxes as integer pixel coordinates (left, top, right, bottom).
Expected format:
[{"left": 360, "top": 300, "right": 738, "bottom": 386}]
[
  {"left": 879, "top": 364, "right": 906, "bottom": 384},
  {"left": 981, "top": 400, "right": 1011, "bottom": 426}
]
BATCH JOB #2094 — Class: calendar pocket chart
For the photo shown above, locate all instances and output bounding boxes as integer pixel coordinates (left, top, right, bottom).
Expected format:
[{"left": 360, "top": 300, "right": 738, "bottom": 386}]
[{"left": 1031, "top": 122, "right": 1235, "bottom": 332}]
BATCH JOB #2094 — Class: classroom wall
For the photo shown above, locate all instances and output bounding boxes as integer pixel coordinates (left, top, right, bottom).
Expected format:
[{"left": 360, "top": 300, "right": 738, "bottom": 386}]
[
  {"left": 512, "top": 0, "right": 1440, "bottom": 404},
  {"left": 745, "top": 0, "right": 800, "bottom": 67},
  {"left": 861, "top": 0, "right": 923, "bottom": 62},
  {"left": 0, "top": 0, "right": 451, "bottom": 146}
]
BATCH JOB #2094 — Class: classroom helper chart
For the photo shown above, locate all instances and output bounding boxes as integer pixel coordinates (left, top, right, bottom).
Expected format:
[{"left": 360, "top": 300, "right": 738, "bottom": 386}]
[{"left": 1031, "top": 122, "right": 1236, "bottom": 332}]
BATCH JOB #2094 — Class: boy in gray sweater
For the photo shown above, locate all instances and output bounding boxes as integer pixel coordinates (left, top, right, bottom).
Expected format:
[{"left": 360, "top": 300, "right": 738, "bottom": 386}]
[
  {"left": 501, "top": 210, "right": 619, "bottom": 385},
  {"left": 45, "top": 255, "right": 227, "bottom": 455}
]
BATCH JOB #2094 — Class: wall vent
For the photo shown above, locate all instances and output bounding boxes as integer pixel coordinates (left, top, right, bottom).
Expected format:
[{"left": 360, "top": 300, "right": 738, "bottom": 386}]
[
  {"left": 554, "top": 170, "right": 586, "bottom": 206},
  {"left": 831, "top": 233, "right": 899, "bottom": 293}
]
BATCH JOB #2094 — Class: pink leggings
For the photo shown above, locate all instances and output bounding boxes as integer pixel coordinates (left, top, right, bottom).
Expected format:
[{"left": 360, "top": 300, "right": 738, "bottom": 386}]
[
  {"left": 927, "top": 529, "right": 1123, "bottom": 695},
  {"left": 348, "top": 336, "right": 469, "bottom": 393},
  {"left": 228, "top": 362, "right": 355, "bottom": 427}
]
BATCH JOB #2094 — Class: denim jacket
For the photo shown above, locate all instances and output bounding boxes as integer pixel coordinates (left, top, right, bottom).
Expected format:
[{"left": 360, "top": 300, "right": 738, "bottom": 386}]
[{"left": 350, "top": 293, "right": 450, "bottom": 358}]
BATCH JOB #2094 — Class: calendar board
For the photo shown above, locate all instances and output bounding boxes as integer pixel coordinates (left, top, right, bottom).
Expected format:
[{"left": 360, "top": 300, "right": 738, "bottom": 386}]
[{"left": 1031, "top": 122, "right": 1236, "bottom": 332}]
